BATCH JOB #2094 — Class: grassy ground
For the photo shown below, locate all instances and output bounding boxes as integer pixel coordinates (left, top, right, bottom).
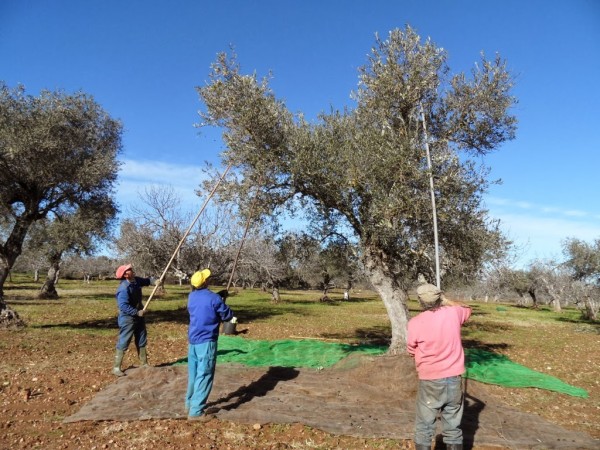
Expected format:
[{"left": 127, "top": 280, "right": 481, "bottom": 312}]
[{"left": 0, "top": 275, "right": 598, "bottom": 449}]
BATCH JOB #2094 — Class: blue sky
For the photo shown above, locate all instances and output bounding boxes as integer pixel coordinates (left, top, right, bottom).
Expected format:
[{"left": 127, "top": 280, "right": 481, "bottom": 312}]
[{"left": 1, "top": 0, "right": 599, "bottom": 268}]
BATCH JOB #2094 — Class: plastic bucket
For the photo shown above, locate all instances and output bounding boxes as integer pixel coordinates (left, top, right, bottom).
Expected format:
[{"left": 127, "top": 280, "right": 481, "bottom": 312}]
[{"left": 222, "top": 321, "right": 237, "bottom": 335}]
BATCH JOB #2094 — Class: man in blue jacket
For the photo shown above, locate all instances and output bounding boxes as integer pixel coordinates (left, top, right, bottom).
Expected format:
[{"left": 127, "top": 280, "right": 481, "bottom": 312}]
[
  {"left": 112, "top": 264, "right": 153, "bottom": 377},
  {"left": 186, "top": 268, "right": 233, "bottom": 421}
]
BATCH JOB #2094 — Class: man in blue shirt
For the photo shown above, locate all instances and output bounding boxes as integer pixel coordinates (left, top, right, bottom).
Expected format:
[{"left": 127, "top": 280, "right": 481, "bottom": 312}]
[
  {"left": 186, "top": 268, "right": 233, "bottom": 420},
  {"left": 112, "top": 264, "right": 153, "bottom": 377}
]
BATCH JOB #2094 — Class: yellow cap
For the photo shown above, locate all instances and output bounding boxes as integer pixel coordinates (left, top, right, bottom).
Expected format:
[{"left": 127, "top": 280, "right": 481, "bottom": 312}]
[{"left": 191, "top": 269, "right": 211, "bottom": 288}]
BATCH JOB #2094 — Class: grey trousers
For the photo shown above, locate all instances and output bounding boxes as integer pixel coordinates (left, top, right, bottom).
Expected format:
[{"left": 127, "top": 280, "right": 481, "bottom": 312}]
[{"left": 414, "top": 375, "right": 464, "bottom": 446}]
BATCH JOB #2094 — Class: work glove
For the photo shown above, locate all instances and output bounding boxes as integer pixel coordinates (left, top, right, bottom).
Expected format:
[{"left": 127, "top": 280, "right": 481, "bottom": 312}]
[
  {"left": 137, "top": 309, "right": 145, "bottom": 317},
  {"left": 150, "top": 277, "right": 160, "bottom": 286}
]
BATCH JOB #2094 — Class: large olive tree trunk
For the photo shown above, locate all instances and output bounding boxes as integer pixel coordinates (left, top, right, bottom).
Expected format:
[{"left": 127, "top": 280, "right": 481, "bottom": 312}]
[
  {"left": 539, "top": 275, "right": 563, "bottom": 313},
  {"left": 0, "top": 264, "right": 9, "bottom": 304},
  {"left": 0, "top": 239, "right": 27, "bottom": 328},
  {"left": 271, "top": 286, "right": 281, "bottom": 303},
  {"left": 38, "top": 251, "right": 62, "bottom": 299},
  {"left": 363, "top": 247, "right": 410, "bottom": 355},
  {"left": 581, "top": 291, "right": 597, "bottom": 321}
]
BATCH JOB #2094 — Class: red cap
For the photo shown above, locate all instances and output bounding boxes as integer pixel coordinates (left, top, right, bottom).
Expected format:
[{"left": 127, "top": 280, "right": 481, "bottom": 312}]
[{"left": 115, "top": 264, "right": 132, "bottom": 279}]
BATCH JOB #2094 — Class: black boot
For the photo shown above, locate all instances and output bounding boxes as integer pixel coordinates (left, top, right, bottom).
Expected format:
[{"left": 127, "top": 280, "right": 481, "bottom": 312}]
[{"left": 446, "top": 444, "right": 463, "bottom": 450}]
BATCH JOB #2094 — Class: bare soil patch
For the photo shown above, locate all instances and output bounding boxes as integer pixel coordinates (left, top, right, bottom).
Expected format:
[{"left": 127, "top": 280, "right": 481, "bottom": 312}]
[{"left": 1, "top": 284, "right": 599, "bottom": 449}]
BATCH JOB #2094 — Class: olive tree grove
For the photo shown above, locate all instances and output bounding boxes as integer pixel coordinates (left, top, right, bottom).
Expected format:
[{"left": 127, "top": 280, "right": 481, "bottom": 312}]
[
  {"left": 0, "top": 83, "right": 121, "bottom": 317},
  {"left": 114, "top": 185, "right": 259, "bottom": 285},
  {"left": 196, "top": 27, "right": 517, "bottom": 353}
]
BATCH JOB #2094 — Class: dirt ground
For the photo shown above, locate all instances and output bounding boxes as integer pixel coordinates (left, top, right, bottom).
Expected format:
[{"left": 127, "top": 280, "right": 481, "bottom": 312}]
[
  {"left": 2, "top": 329, "right": 598, "bottom": 450},
  {"left": 64, "top": 355, "right": 598, "bottom": 450},
  {"left": 1, "top": 289, "right": 599, "bottom": 450}
]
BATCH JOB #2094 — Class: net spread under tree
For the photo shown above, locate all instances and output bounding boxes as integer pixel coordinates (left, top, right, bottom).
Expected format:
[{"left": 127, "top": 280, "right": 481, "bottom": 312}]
[{"left": 197, "top": 26, "right": 517, "bottom": 354}]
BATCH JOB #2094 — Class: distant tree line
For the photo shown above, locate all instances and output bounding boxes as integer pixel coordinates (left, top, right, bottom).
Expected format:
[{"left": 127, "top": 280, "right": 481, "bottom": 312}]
[
  {"left": 10, "top": 169, "right": 599, "bottom": 321},
  {"left": 13, "top": 185, "right": 368, "bottom": 294}
]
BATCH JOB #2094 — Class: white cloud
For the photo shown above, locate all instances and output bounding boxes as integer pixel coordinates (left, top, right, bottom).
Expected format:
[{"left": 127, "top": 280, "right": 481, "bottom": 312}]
[
  {"left": 487, "top": 198, "right": 600, "bottom": 267},
  {"left": 541, "top": 206, "right": 559, "bottom": 214},
  {"left": 515, "top": 201, "right": 533, "bottom": 209},
  {"left": 115, "top": 159, "right": 209, "bottom": 214},
  {"left": 487, "top": 196, "right": 597, "bottom": 220},
  {"left": 563, "top": 209, "right": 587, "bottom": 217},
  {"left": 119, "top": 159, "right": 205, "bottom": 187}
]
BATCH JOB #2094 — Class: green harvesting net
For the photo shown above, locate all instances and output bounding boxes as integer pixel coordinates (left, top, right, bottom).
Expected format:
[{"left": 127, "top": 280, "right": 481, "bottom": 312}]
[
  {"left": 176, "top": 335, "right": 386, "bottom": 368},
  {"left": 464, "top": 348, "right": 588, "bottom": 398},
  {"left": 175, "top": 336, "right": 588, "bottom": 398}
]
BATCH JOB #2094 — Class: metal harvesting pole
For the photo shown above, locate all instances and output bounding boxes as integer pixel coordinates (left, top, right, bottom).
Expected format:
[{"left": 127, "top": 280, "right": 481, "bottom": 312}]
[{"left": 420, "top": 104, "right": 441, "bottom": 289}]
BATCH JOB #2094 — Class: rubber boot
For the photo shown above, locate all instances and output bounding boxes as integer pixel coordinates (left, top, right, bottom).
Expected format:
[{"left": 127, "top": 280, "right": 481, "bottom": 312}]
[
  {"left": 112, "top": 349, "right": 125, "bottom": 377},
  {"left": 446, "top": 445, "right": 463, "bottom": 450},
  {"left": 138, "top": 347, "right": 148, "bottom": 366}
]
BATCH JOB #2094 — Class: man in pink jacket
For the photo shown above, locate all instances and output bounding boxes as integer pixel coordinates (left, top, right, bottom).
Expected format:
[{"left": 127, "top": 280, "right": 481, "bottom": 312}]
[{"left": 407, "top": 283, "right": 472, "bottom": 450}]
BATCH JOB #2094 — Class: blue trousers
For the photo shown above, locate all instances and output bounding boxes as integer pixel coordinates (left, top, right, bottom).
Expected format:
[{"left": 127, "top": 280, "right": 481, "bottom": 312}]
[
  {"left": 116, "top": 315, "right": 147, "bottom": 351},
  {"left": 415, "top": 376, "right": 464, "bottom": 446},
  {"left": 185, "top": 341, "right": 217, "bottom": 417}
]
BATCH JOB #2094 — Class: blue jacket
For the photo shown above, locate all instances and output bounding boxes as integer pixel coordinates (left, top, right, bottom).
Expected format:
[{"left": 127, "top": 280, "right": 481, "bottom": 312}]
[
  {"left": 188, "top": 287, "right": 233, "bottom": 344},
  {"left": 116, "top": 277, "right": 151, "bottom": 317}
]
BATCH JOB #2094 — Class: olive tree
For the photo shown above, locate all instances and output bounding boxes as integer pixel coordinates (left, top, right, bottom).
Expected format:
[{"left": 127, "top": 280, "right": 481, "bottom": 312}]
[
  {"left": 197, "top": 27, "right": 517, "bottom": 353},
  {"left": 59, "top": 254, "right": 117, "bottom": 282},
  {"left": 561, "top": 237, "right": 600, "bottom": 320},
  {"left": 0, "top": 83, "right": 121, "bottom": 310},
  {"left": 27, "top": 203, "right": 116, "bottom": 299},
  {"left": 494, "top": 267, "right": 541, "bottom": 307},
  {"left": 115, "top": 185, "right": 242, "bottom": 284},
  {"left": 562, "top": 237, "right": 600, "bottom": 284},
  {"left": 227, "top": 230, "right": 287, "bottom": 295}
]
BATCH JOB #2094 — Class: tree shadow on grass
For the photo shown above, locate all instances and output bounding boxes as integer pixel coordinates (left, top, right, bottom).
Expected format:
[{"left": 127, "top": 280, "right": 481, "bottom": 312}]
[
  {"left": 321, "top": 325, "right": 391, "bottom": 346},
  {"left": 34, "top": 307, "right": 189, "bottom": 330},
  {"left": 339, "top": 296, "right": 378, "bottom": 303},
  {"left": 555, "top": 316, "right": 600, "bottom": 332},
  {"left": 463, "top": 319, "right": 513, "bottom": 336},
  {"left": 4, "top": 285, "right": 41, "bottom": 291},
  {"left": 231, "top": 304, "right": 314, "bottom": 323},
  {"left": 36, "top": 318, "right": 118, "bottom": 330},
  {"left": 7, "top": 300, "right": 68, "bottom": 307},
  {"left": 278, "top": 299, "right": 341, "bottom": 306},
  {"left": 8, "top": 292, "right": 117, "bottom": 303},
  {"left": 462, "top": 339, "right": 510, "bottom": 353},
  {"left": 33, "top": 303, "right": 306, "bottom": 331}
]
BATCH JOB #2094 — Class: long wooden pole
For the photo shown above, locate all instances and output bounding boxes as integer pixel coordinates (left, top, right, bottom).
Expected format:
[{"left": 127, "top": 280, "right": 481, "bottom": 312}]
[{"left": 143, "top": 163, "right": 232, "bottom": 311}]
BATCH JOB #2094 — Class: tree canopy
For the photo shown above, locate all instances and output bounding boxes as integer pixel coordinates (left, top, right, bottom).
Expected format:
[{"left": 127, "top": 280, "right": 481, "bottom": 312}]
[
  {"left": 0, "top": 83, "right": 122, "bottom": 303},
  {"left": 562, "top": 237, "right": 600, "bottom": 284},
  {"left": 198, "top": 26, "right": 518, "bottom": 353}
]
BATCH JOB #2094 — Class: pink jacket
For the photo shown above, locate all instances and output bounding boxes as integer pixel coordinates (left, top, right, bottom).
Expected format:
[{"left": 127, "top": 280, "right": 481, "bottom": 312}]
[{"left": 407, "top": 305, "right": 471, "bottom": 380}]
